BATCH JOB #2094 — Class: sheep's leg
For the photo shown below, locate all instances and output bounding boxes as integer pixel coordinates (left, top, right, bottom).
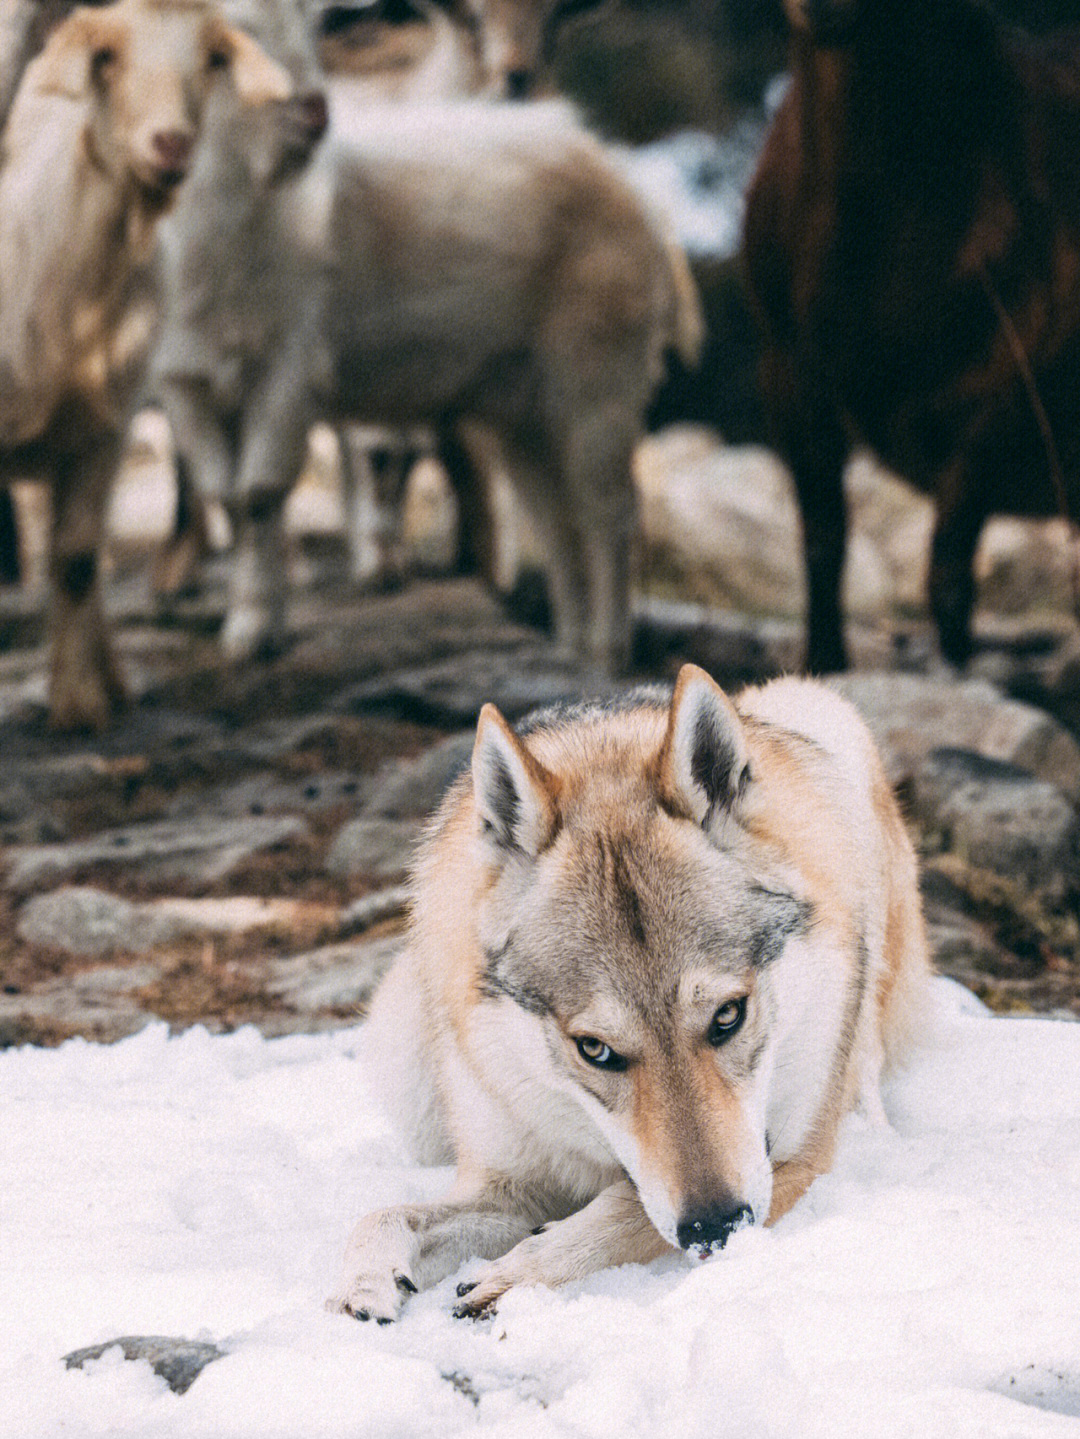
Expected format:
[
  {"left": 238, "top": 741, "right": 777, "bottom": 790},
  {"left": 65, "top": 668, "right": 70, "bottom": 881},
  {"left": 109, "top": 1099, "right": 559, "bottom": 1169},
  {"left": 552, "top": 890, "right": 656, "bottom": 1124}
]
[
  {"left": 339, "top": 424, "right": 411, "bottom": 589},
  {"left": 48, "top": 435, "right": 125, "bottom": 731},
  {"left": 929, "top": 461, "right": 987, "bottom": 668},
  {"left": 0, "top": 488, "right": 20, "bottom": 585},
  {"left": 437, "top": 425, "right": 495, "bottom": 582},
  {"left": 502, "top": 426, "right": 586, "bottom": 661},
  {"left": 562, "top": 408, "right": 636, "bottom": 678},
  {"left": 222, "top": 367, "right": 311, "bottom": 662},
  {"left": 761, "top": 347, "right": 850, "bottom": 674},
  {"left": 151, "top": 459, "right": 213, "bottom": 599}
]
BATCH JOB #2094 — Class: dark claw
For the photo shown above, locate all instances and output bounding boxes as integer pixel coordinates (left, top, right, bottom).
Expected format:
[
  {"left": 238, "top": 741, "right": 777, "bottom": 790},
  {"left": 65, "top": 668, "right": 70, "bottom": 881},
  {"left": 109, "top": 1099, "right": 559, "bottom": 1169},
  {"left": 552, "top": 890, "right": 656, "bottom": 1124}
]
[
  {"left": 453, "top": 1300, "right": 494, "bottom": 1321},
  {"left": 530, "top": 1225, "right": 547, "bottom": 1235},
  {"left": 376, "top": 1316, "right": 393, "bottom": 1326},
  {"left": 455, "top": 1280, "right": 477, "bottom": 1298},
  {"left": 350, "top": 1307, "right": 370, "bottom": 1322},
  {"left": 395, "top": 1273, "right": 418, "bottom": 1294}
]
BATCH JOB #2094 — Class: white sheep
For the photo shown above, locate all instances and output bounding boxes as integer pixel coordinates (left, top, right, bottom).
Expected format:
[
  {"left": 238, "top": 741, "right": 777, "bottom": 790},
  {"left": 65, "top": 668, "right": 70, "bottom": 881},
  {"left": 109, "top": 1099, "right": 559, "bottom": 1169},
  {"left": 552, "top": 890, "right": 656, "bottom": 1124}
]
[
  {"left": 152, "top": 92, "right": 701, "bottom": 675},
  {"left": 0, "top": 0, "right": 296, "bottom": 728}
]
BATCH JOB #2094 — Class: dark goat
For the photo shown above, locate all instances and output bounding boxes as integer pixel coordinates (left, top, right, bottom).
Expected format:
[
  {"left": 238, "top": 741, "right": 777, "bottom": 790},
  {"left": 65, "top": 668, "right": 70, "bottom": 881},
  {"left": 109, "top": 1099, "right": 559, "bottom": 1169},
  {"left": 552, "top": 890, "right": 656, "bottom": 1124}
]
[{"left": 743, "top": 0, "right": 1080, "bottom": 672}]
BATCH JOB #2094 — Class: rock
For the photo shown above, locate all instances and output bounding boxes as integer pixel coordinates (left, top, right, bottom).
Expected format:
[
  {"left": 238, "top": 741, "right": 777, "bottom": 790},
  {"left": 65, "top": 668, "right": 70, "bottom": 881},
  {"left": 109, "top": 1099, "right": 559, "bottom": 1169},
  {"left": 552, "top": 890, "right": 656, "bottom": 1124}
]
[
  {"left": 63, "top": 1336, "right": 225, "bottom": 1395},
  {"left": 914, "top": 749, "right": 1078, "bottom": 903},
  {"left": 18, "top": 887, "right": 338, "bottom": 957},
  {"left": 340, "top": 885, "right": 411, "bottom": 935},
  {"left": 5, "top": 814, "right": 307, "bottom": 892},
  {"left": 339, "top": 645, "right": 608, "bottom": 727},
  {"left": 168, "top": 770, "right": 369, "bottom": 821},
  {"left": 636, "top": 438, "right": 933, "bottom": 621},
  {"left": 365, "top": 731, "right": 474, "bottom": 819},
  {"left": 829, "top": 672, "right": 1080, "bottom": 801},
  {"left": 265, "top": 933, "right": 402, "bottom": 1012},
  {"left": 326, "top": 816, "right": 422, "bottom": 880},
  {"left": 17, "top": 888, "right": 186, "bottom": 956}
]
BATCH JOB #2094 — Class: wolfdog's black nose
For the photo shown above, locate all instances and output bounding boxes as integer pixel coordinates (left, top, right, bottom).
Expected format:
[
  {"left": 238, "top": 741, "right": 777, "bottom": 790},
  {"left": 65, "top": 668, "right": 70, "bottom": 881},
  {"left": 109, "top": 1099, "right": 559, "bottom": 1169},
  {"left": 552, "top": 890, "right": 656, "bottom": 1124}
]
[{"left": 677, "top": 1204, "right": 754, "bottom": 1257}]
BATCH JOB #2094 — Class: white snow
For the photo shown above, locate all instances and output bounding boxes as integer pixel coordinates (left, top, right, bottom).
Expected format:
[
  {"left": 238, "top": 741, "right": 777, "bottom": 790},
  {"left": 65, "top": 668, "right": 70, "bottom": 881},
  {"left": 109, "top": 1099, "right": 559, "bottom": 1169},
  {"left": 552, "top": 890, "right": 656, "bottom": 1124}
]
[{"left": 2, "top": 978, "right": 1079, "bottom": 1439}]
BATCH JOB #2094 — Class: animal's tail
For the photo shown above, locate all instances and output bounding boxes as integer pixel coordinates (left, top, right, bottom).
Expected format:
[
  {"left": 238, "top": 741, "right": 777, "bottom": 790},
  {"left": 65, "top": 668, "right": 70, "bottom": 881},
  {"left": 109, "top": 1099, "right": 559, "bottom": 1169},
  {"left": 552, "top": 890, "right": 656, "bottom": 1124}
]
[{"left": 665, "top": 236, "right": 705, "bottom": 371}]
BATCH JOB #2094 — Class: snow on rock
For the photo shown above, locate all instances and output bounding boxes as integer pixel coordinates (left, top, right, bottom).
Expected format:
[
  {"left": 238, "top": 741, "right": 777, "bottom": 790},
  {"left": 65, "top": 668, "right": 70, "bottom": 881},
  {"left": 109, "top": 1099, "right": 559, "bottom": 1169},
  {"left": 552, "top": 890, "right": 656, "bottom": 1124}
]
[{"left": 2, "top": 980, "right": 1079, "bottom": 1438}]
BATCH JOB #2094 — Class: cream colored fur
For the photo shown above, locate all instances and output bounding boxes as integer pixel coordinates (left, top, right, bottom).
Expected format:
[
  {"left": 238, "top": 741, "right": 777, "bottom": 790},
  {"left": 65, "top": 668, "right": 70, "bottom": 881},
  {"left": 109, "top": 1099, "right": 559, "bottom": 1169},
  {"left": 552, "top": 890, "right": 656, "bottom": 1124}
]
[{"left": 329, "top": 666, "right": 931, "bottom": 1322}]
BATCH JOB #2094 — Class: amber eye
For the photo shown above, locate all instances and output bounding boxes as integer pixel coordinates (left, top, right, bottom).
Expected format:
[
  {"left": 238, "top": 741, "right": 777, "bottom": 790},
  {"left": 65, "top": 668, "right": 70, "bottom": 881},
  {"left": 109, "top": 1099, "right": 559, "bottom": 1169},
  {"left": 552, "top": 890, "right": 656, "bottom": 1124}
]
[
  {"left": 707, "top": 997, "right": 747, "bottom": 1046},
  {"left": 576, "top": 1036, "right": 627, "bottom": 1072}
]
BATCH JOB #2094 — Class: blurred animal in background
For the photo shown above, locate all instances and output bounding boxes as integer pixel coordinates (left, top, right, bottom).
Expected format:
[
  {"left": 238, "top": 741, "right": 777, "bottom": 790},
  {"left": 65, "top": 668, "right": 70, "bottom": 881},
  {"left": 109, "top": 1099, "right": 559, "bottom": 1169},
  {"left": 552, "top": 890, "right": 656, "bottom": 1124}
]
[
  {"left": 0, "top": 0, "right": 292, "bottom": 728},
  {"left": 328, "top": 664, "right": 929, "bottom": 1320},
  {"left": 319, "top": 0, "right": 611, "bottom": 100},
  {"left": 744, "top": 0, "right": 1080, "bottom": 674},
  {"left": 152, "top": 75, "right": 701, "bottom": 674}
]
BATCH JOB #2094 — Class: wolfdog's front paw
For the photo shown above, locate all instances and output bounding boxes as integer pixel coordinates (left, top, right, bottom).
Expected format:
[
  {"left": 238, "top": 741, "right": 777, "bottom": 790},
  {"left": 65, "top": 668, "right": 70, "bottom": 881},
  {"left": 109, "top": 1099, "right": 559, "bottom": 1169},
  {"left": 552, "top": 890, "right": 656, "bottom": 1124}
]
[
  {"left": 451, "top": 1230, "right": 551, "bottom": 1319},
  {"left": 326, "top": 1267, "right": 418, "bottom": 1325}
]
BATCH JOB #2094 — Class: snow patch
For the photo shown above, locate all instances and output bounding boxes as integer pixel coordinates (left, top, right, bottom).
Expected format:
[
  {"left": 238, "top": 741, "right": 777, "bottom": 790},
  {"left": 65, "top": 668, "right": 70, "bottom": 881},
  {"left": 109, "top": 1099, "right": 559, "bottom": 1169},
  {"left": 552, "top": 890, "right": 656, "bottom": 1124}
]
[{"left": 2, "top": 981, "right": 1079, "bottom": 1438}]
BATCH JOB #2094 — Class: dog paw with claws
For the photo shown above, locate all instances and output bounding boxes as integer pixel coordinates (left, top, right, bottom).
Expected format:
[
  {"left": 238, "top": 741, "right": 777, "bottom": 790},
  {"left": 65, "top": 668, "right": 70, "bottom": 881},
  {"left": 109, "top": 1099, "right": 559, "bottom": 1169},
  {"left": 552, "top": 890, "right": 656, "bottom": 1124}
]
[{"left": 326, "top": 1269, "right": 417, "bottom": 1325}]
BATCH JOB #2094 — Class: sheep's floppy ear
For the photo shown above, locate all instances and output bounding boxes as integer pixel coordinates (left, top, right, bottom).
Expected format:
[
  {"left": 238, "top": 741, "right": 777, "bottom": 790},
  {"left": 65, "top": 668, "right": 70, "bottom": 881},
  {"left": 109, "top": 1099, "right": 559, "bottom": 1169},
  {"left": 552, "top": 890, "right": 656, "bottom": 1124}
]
[
  {"left": 658, "top": 664, "right": 751, "bottom": 827},
  {"left": 35, "top": 9, "right": 127, "bottom": 99},
  {"left": 205, "top": 17, "right": 293, "bottom": 106},
  {"left": 472, "top": 704, "right": 559, "bottom": 858}
]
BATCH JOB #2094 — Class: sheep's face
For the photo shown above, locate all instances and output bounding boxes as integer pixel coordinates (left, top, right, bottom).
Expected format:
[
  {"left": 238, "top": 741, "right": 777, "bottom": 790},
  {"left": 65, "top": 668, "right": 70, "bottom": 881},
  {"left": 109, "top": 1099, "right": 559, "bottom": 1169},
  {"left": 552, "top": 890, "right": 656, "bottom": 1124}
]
[
  {"left": 35, "top": 0, "right": 293, "bottom": 201},
  {"left": 214, "top": 0, "right": 330, "bottom": 184},
  {"left": 449, "top": 0, "right": 606, "bottom": 100}
]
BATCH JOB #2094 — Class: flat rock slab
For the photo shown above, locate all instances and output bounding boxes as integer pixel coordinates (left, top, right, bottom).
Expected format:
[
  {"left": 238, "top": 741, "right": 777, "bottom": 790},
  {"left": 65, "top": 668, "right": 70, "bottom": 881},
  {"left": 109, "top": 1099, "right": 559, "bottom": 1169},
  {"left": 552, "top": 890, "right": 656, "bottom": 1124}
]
[
  {"left": 64, "top": 1336, "right": 225, "bottom": 1395},
  {"left": 326, "top": 816, "right": 424, "bottom": 880},
  {"left": 17, "top": 886, "right": 340, "bottom": 957},
  {"left": 829, "top": 672, "right": 1080, "bottom": 800},
  {"left": 364, "top": 731, "right": 474, "bottom": 819},
  {"left": 914, "top": 749, "right": 1079, "bottom": 902},
  {"left": 265, "top": 932, "right": 402, "bottom": 1012},
  {"left": 338, "top": 645, "right": 616, "bottom": 727},
  {"left": 5, "top": 814, "right": 308, "bottom": 892}
]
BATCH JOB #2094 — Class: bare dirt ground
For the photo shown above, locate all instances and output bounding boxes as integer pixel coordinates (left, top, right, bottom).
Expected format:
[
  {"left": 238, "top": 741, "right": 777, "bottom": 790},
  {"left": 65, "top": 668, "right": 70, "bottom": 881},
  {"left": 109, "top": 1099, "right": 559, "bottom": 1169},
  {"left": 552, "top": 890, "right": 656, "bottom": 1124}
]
[{"left": 0, "top": 482, "right": 1078, "bottom": 1046}]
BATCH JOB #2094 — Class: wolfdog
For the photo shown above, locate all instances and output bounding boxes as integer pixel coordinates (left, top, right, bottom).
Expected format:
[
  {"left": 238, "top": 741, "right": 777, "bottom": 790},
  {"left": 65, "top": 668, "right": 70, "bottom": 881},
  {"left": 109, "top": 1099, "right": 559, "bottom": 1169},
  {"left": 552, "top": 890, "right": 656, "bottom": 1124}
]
[{"left": 328, "top": 664, "right": 929, "bottom": 1321}]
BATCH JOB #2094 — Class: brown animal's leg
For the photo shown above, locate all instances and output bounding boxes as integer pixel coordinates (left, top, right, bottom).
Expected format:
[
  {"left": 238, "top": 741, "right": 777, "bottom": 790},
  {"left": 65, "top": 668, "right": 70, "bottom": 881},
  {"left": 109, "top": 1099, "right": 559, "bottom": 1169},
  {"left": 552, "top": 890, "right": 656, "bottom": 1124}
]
[
  {"left": 0, "top": 487, "right": 20, "bottom": 585},
  {"left": 48, "top": 440, "right": 126, "bottom": 731},
  {"left": 151, "top": 458, "right": 212, "bottom": 599},
  {"left": 929, "top": 471, "right": 987, "bottom": 667},
  {"left": 761, "top": 349, "right": 850, "bottom": 673}
]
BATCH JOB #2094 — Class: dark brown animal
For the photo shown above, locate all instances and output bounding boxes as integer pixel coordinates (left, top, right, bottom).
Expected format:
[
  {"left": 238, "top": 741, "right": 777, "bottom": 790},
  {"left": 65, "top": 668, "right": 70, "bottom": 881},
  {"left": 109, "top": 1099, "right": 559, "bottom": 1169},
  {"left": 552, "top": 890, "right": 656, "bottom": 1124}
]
[{"left": 743, "top": 0, "right": 1080, "bottom": 672}]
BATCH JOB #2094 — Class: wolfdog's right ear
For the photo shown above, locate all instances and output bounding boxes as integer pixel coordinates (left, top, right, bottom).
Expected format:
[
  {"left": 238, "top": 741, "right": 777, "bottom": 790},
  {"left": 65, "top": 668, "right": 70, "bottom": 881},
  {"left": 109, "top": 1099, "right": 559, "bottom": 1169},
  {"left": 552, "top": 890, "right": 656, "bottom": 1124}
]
[{"left": 472, "top": 704, "right": 559, "bottom": 857}]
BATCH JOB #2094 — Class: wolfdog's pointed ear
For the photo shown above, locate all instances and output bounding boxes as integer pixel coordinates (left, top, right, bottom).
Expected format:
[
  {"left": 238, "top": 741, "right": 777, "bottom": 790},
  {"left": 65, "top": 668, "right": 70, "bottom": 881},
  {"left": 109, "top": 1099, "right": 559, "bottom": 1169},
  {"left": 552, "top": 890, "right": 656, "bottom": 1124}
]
[
  {"left": 658, "top": 665, "right": 750, "bottom": 826},
  {"left": 472, "top": 704, "right": 559, "bottom": 857}
]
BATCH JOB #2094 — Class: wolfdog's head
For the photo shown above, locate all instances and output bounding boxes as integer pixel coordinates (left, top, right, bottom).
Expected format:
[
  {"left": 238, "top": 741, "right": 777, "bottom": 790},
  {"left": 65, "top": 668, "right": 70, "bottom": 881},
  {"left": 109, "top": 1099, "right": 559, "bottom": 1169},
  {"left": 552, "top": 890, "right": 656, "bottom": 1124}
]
[{"left": 469, "top": 664, "right": 813, "bottom": 1257}]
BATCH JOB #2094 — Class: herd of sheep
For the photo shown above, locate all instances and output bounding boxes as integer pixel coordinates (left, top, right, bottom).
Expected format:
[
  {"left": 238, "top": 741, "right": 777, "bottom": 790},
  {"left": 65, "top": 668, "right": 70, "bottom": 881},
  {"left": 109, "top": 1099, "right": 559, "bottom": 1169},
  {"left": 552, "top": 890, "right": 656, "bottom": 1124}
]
[{"left": 0, "top": 0, "right": 693, "bottom": 729}]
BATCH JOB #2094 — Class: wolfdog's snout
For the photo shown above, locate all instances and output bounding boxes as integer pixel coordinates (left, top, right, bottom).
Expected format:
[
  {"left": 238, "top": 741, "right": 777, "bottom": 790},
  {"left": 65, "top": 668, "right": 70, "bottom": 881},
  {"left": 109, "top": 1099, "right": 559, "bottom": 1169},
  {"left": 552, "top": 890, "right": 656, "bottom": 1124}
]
[{"left": 676, "top": 1203, "right": 754, "bottom": 1257}]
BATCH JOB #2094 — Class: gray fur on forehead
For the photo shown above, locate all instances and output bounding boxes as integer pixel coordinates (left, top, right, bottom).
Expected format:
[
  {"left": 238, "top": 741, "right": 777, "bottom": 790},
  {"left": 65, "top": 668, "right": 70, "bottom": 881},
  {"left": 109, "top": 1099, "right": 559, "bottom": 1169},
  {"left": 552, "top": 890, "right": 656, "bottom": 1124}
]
[
  {"left": 513, "top": 685, "right": 673, "bottom": 738},
  {"left": 479, "top": 837, "right": 812, "bottom": 1021}
]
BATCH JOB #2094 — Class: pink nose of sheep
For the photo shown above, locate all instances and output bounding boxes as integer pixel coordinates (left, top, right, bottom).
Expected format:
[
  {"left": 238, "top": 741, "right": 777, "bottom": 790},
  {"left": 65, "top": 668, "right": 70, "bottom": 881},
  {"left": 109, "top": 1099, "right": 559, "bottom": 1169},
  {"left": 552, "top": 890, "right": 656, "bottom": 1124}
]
[{"left": 150, "top": 128, "right": 194, "bottom": 183}]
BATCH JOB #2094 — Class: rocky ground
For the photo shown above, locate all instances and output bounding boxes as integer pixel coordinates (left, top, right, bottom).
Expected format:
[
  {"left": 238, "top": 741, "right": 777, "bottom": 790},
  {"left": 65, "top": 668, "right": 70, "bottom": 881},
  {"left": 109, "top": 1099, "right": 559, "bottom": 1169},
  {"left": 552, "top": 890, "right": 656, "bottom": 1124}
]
[{"left": 0, "top": 422, "right": 1078, "bottom": 1047}]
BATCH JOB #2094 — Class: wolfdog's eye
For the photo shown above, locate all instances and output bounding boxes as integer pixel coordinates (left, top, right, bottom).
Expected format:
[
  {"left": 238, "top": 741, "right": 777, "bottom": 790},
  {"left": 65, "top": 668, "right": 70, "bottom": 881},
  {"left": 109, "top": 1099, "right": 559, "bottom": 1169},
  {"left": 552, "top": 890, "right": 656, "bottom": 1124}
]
[
  {"left": 707, "top": 997, "right": 747, "bottom": 1046},
  {"left": 575, "top": 1036, "right": 627, "bottom": 1072}
]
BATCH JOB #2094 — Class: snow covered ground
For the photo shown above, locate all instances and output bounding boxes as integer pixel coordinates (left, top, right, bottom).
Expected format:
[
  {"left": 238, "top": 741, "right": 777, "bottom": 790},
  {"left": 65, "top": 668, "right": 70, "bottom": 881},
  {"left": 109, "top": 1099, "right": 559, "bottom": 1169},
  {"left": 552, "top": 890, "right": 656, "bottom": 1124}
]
[{"left": 2, "top": 978, "right": 1079, "bottom": 1439}]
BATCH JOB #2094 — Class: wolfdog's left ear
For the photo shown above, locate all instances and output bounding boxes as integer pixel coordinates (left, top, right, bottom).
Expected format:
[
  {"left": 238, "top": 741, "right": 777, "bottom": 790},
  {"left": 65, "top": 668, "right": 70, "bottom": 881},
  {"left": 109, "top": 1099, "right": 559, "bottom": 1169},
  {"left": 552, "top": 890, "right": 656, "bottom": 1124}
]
[
  {"left": 472, "top": 704, "right": 559, "bottom": 857},
  {"left": 658, "top": 664, "right": 750, "bottom": 826}
]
